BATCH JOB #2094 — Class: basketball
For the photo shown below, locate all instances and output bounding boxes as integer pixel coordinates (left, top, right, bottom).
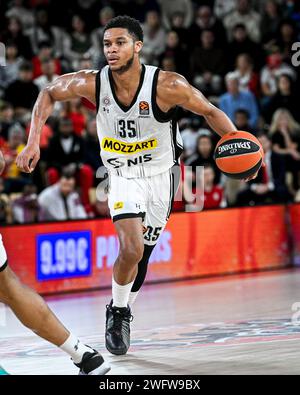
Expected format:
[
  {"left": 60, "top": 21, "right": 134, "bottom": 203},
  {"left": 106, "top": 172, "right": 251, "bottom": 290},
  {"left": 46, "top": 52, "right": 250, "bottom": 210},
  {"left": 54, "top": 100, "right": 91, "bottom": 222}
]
[{"left": 214, "top": 131, "right": 264, "bottom": 179}]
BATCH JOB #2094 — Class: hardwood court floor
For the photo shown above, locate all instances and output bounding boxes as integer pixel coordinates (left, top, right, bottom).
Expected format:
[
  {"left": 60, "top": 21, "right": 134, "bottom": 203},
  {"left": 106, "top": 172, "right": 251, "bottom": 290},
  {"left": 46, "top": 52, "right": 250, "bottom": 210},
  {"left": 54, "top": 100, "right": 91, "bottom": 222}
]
[{"left": 1, "top": 268, "right": 300, "bottom": 375}]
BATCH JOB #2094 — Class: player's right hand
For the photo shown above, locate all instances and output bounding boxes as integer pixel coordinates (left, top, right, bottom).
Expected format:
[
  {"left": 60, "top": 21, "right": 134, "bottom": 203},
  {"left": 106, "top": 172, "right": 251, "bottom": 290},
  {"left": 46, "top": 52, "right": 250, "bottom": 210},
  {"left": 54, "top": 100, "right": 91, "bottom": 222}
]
[{"left": 16, "top": 143, "right": 40, "bottom": 173}]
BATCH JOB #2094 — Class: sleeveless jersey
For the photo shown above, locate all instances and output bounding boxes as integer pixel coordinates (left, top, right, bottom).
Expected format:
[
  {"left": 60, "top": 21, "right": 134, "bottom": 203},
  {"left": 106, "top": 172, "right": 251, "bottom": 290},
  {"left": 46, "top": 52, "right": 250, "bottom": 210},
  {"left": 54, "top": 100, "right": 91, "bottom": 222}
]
[{"left": 95, "top": 64, "right": 183, "bottom": 178}]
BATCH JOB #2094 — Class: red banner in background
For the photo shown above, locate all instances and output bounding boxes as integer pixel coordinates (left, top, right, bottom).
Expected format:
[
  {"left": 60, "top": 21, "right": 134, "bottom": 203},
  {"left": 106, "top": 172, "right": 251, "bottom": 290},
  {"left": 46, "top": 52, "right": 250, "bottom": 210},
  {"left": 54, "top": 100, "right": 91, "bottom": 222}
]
[{"left": 0, "top": 205, "right": 290, "bottom": 295}]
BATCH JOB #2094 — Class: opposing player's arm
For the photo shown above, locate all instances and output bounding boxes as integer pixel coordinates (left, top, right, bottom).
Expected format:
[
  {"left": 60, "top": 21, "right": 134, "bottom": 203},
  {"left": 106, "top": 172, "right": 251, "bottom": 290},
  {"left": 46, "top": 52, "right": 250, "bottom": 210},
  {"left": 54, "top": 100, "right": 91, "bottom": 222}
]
[
  {"left": 16, "top": 70, "right": 97, "bottom": 173},
  {"left": 158, "top": 72, "right": 237, "bottom": 137}
]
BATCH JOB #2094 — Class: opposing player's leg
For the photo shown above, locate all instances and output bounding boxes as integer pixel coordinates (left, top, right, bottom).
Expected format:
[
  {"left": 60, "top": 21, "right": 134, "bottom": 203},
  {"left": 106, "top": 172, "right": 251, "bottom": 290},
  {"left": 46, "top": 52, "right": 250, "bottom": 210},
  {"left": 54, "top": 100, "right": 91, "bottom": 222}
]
[{"left": 0, "top": 236, "right": 110, "bottom": 375}]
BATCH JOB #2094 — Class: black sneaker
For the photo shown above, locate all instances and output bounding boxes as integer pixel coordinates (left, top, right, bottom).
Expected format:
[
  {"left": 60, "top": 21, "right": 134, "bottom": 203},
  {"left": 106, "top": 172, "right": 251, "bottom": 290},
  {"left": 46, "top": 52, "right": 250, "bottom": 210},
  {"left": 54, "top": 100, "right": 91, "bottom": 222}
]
[
  {"left": 74, "top": 349, "right": 111, "bottom": 375},
  {"left": 105, "top": 300, "right": 133, "bottom": 355}
]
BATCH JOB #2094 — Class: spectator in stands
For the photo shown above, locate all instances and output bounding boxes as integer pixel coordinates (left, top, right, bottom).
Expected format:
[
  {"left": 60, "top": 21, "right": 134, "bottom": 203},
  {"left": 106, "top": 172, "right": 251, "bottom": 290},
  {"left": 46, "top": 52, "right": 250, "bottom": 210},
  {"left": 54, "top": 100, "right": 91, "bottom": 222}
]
[
  {"left": 227, "top": 23, "right": 265, "bottom": 70},
  {"left": 0, "top": 102, "right": 15, "bottom": 141},
  {"left": 185, "top": 134, "right": 221, "bottom": 184},
  {"left": 202, "top": 164, "right": 225, "bottom": 209},
  {"left": 45, "top": 117, "right": 93, "bottom": 210},
  {"left": 214, "top": 0, "right": 236, "bottom": 19},
  {"left": 91, "top": 6, "right": 115, "bottom": 68},
  {"left": 0, "top": 16, "right": 33, "bottom": 59},
  {"left": 234, "top": 109, "right": 256, "bottom": 134},
  {"left": 269, "top": 108, "right": 300, "bottom": 191},
  {"left": 263, "top": 74, "right": 300, "bottom": 124},
  {"left": 83, "top": 118, "right": 103, "bottom": 177},
  {"left": 38, "top": 170, "right": 87, "bottom": 221},
  {"left": 27, "top": 8, "right": 67, "bottom": 57},
  {"left": 127, "top": 0, "right": 161, "bottom": 23},
  {"left": 76, "top": 55, "right": 97, "bottom": 113},
  {"left": 188, "top": 5, "right": 227, "bottom": 48},
  {"left": 233, "top": 53, "right": 260, "bottom": 97},
  {"left": 0, "top": 40, "right": 24, "bottom": 92},
  {"left": 190, "top": 29, "right": 226, "bottom": 97},
  {"left": 160, "top": 56, "right": 176, "bottom": 72},
  {"left": 33, "top": 58, "right": 59, "bottom": 90},
  {"left": 237, "top": 132, "right": 290, "bottom": 206},
  {"left": 169, "top": 11, "right": 189, "bottom": 49},
  {"left": 60, "top": 100, "right": 87, "bottom": 137},
  {"left": 184, "top": 163, "right": 225, "bottom": 211},
  {"left": 219, "top": 72, "right": 259, "bottom": 128},
  {"left": 181, "top": 117, "right": 210, "bottom": 158},
  {"left": 159, "top": 31, "right": 189, "bottom": 76},
  {"left": 224, "top": 0, "right": 261, "bottom": 43},
  {"left": 32, "top": 41, "right": 61, "bottom": 79},
  {"left": 260, "top": 0, "right": 282, "bottom": 47},
  {"left": 64, "top": 14, "right": 92, "bottom": 69},
  {"left": 5, "top": 0, "right": 34, "bottom": 32},
  {"left": 4, "top": 61, "right": 39, "bottom": 118},
  {"left": 12, "top": 183, "right": 44, "bottom": 223},
  {"left": 0, "top": 123, "right": 29, "bottom": 193},
  {"left": 260, "top": 52, "right": 296, "bottom": 99},
  {"left": 158, "top": 0, "right": 193, "bottom": 29},
  {"left": 141, "top": 10, "right": 166, "bottom": 65},
  {"left": 275, "top": 20, "right": 298, "bottom": 63}
]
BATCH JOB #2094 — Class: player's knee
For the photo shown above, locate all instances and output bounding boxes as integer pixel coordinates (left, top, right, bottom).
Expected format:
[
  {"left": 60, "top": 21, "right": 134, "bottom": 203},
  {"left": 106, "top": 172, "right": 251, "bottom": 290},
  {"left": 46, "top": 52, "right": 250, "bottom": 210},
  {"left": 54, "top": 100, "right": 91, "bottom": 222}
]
[{"left": 119, "top": 240, "right": 144, "bottom": 266}]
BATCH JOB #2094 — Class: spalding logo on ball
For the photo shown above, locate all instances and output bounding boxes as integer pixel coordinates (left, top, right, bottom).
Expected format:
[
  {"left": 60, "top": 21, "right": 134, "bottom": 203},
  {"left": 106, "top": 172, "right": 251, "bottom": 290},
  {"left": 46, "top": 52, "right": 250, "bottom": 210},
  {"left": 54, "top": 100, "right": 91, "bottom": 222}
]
[{"left": 214, "top": 131, "right": 264, "bottom": 179}]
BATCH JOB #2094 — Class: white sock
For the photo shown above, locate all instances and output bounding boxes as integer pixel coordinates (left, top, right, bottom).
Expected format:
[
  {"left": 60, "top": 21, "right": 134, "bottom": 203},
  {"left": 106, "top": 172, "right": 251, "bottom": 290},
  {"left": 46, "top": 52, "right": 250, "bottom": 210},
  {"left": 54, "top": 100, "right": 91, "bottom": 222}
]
[
  {"left": 60, "top": 333, "right": 93, "bottom": 363},
  {"left": 128, "top": 291, "right": 139, "bottom": 307},
  {"left": 112, "top": 277, "right": 134, "bottom": 308}
]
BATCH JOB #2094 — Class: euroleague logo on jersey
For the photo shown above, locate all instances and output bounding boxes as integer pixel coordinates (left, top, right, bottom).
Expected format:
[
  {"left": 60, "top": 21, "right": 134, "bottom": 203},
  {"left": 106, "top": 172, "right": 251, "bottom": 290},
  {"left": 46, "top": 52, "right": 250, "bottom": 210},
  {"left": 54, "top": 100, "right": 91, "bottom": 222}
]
[{"left": 139, "top": 101, "right": 149, "bottom": 115}]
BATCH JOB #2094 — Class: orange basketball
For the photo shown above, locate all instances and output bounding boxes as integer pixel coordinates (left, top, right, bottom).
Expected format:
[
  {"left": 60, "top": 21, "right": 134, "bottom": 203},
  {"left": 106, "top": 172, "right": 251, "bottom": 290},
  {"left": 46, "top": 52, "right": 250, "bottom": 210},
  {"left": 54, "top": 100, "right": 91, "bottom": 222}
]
[{"left": 214, "top": 131, "right": 264, "bottom": 179}]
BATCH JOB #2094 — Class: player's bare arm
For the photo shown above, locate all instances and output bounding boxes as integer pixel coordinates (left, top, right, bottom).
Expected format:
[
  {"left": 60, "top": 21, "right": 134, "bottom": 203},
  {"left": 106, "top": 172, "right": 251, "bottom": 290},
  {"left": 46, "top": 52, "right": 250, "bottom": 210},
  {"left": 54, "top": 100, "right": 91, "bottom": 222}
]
[
  {"left": 157, "top": 71, "right": 262, "bottom": 180},
  {"left": 156, "top": 71, "right": 237, "bottom": 137},
  {"left": 16, "top": 70, "right": 97, "bottom": 173}
]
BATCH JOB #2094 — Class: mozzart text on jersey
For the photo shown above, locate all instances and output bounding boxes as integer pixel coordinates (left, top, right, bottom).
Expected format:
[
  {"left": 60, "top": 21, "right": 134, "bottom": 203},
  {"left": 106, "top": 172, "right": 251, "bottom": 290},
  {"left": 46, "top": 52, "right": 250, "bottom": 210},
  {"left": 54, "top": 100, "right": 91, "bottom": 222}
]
[{"left": 102, "top": 137, "right": 157, "bottom": 154}]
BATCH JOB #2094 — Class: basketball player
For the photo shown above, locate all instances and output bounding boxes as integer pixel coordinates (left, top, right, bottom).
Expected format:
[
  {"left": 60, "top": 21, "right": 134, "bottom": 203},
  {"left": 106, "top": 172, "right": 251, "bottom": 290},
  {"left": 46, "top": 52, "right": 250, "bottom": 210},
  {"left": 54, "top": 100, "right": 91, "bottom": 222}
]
[
  {"left": 0, "top": 151, "right": 110, "bottom": 375},
  {"left": 16, "top": 16, "right": 258, "bottom": 356}
]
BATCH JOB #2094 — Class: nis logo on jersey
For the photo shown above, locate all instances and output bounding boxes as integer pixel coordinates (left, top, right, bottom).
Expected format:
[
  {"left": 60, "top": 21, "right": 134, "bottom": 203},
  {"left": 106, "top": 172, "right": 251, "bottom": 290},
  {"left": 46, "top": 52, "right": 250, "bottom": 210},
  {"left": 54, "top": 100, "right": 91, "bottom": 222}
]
[{"left": 102, "top": 137, "right": 157, "bottom": 154}]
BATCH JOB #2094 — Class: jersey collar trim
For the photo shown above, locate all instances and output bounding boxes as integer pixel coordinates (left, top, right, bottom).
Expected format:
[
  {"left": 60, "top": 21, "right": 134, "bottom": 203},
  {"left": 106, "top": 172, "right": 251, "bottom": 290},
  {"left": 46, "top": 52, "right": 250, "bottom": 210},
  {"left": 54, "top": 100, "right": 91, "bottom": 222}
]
[{"left": 108, "top": 64, "right": 146, "bottom": 113}]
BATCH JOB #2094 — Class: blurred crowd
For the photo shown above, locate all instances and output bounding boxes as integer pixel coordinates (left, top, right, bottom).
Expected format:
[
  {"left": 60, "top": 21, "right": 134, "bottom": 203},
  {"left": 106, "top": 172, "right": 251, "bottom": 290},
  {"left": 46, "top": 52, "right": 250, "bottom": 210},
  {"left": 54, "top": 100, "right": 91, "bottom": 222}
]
[{"left": 0, "top": 0, "right": 300, "bottom": 224}]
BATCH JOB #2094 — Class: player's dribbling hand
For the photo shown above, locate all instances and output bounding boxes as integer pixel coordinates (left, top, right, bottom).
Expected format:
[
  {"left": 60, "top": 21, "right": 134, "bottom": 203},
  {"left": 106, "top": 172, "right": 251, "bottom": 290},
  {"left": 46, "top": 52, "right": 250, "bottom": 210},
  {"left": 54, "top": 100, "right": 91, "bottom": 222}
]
[
  {"left": 244, "top": 160, "right": 266, "bottom": 182},
  {"left": 16, "top": 143, "right": 40, "bottom": 173}
]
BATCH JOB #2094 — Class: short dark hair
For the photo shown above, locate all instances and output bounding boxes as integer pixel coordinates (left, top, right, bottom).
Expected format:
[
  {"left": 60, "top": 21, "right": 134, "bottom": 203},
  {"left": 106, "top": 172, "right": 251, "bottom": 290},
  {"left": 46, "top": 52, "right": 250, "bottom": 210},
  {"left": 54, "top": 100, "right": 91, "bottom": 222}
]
[
  {"left": 203, "top": 162, "right": 215, "bottom": 172},
  {"left": 256, "top": 131, "right": 270, "bottom": 140},
  {"left": 235, "top": 109, "right": 250, "bottom": 119},
  {"left": 61, "top": 168, "right": 76, "bottom": 179},
  {"left": 103, "top": 15, "right": 143, "bottom": 42},
  {"left": 19, "top": 60, "right": 33, "bottom": 72},
  {"left": 233, "top": 23, "right": 246, "bottom": 31}
]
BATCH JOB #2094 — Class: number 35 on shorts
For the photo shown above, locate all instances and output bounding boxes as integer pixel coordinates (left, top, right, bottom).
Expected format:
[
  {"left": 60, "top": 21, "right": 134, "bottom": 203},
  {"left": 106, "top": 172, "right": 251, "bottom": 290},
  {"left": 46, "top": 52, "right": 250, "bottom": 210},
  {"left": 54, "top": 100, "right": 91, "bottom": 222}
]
[{"left": 143, "top": 226, "right": 162, "bottom": 243}]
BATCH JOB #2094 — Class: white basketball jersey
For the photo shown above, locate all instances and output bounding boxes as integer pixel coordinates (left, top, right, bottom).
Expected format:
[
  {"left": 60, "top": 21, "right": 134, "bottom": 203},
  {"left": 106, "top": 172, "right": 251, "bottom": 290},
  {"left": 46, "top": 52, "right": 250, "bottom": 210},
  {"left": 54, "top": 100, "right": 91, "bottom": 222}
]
[{"left": 95, "top": 64, "right": 183, "bottom": 178}]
